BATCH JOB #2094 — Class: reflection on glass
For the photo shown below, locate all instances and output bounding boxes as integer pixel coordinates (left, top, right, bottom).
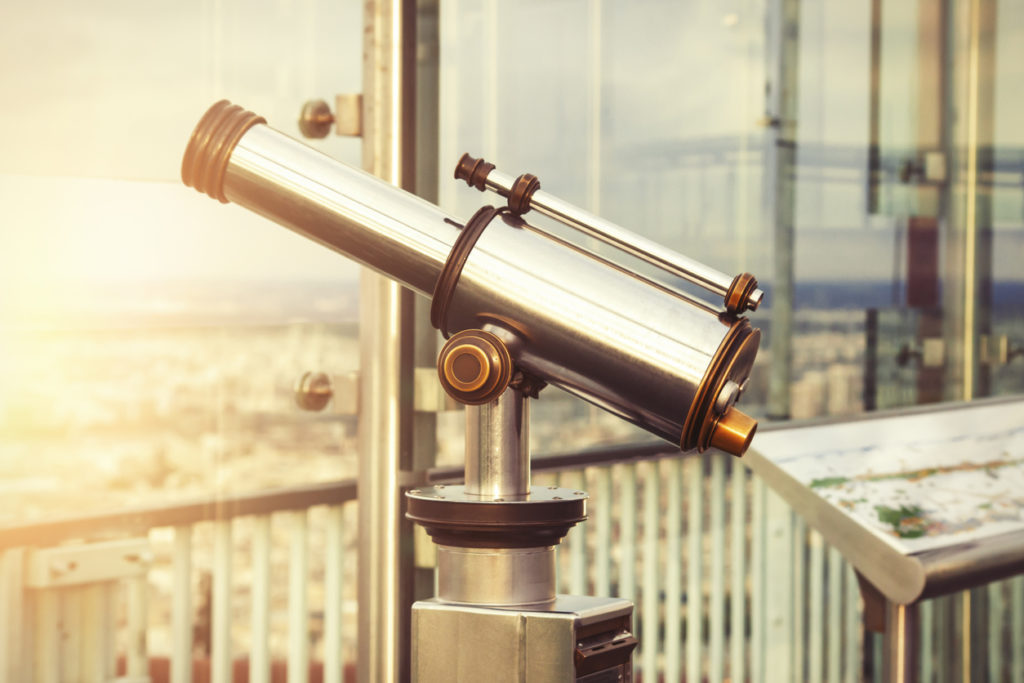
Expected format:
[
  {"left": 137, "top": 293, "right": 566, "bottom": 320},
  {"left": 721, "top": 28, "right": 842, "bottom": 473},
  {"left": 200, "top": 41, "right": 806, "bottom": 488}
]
[
  {"left": 0, "top": 1, "right": 365, "bottom": 524},
  {"left": 439, "top": 0, "right": 1024, "bottom": 446}
]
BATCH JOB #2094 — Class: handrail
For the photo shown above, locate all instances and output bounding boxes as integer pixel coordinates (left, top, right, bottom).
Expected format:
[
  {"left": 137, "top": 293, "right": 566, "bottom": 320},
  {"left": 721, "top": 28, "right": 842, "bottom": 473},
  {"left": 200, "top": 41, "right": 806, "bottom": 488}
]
[
  {"left": 0, "top": 440, "right": 681, "bottom": 550},
  {"left": 0, "top": 479, "right": 357, "bottom": 549},
  {"left": 429, "top": 439, "right": 680, "bottom": 483}
]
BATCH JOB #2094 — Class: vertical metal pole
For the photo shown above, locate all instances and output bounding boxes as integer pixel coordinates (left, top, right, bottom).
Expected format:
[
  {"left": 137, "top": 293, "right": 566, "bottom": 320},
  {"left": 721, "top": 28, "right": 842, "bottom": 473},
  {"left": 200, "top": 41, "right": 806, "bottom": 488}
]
[
  {"left": 324, "top": 505, "right": 347, "bottom": 683},
  {"left": 288, "top": 511, "right": 310, "bottom": 683},
  {"left": 663, "top": 458, "right": 682, "bottom": 683},
  {"left": 885, "top": 602, "right": 919, "bottom": 683},
  {"left": 988, "top": 582, "right": 1004, "bottom": 683},
  {"left": 567, "top": 469, "right": 588, "bottom": 596},
  {"left": 61, "top": 588, "right": 81, "bottom": 681},
  {"left": 809, "top": 530, "right": 825, "bottom": 683},
  {"left": 730, "top": 463, "right": 748, "bottom": 683},
  {"left": 594, "top": 466, "right": 613, "bottom": 597},
  {"left": 827, "top": 548, "right": 843, "bottom": 683},
  {"left": 920, "top": 599, "right": 934, "bottom": 683},
  {"left": 709, "top": 455, "right": 726, "bottom": 683},
  {"left": 686, "top": 456, "right": 706, "bottom": 683},
  {"left": 793, "top": 517, "right": 808, "bottom": 682},
  {"left": 34, "top": 589, "right": 59, "bottom": 683},
  {"left": 587, "top": 0, "right": 602, "bottom": 215},
  {"left": 211, "top": 519, "right": 232, "bottom": 683},
  {"left": 464, "top": 390, "right": 529, "bottom": 498},
  {"left": 766, "top": 0, "right": 801, "bottom": 420},
  {"left": 359, "top": 1, "right": 417, "bottom": 682},
  {"left": 619, "top": 464, "right": 639, "bottom": 627},
  {"left": 641, "top": 461, "right": 661, "bottom": 680},
  {"left": 751, "top": 476, "right": 767, "bottom": 683},
  {"left": 764, "top": 491, "right": 795, "bottom": 683},
  {"left": 172, "top": 525, "right": 194, "bottom": 683},
  {"left": 413, "top": 0, "right": 440, "bottom": 608},
  {"left": 845, "top": 566, "right": 861, "bottom": 683},
  {"left": 250, "top": 516, "right": 271, "bottom": 683},
  {"left": 1012, "top": 576, "right": 1024, "bottom": 683},
  {"left": 0, "top": 549, "right": 25, "bottom": 680}
]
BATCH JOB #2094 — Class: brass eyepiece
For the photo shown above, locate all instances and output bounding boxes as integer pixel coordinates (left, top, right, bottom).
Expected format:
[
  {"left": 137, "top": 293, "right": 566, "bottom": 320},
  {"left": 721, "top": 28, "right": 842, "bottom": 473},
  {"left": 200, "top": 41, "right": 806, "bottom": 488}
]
[{"left": 709, "top": 407, "right": 758, "bottom": 456}]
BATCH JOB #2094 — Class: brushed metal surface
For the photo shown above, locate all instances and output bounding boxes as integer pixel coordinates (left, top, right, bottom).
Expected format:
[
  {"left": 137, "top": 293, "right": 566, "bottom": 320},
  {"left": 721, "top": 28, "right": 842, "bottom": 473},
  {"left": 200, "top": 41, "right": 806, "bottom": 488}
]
[{"left": 436, "top": 545, "right": 555, "bottom": 606}]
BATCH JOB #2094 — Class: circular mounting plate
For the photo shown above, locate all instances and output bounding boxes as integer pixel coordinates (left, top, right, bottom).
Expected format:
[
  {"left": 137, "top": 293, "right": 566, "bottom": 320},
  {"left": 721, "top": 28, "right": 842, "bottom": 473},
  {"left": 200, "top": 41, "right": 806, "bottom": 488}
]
[{"left": 406, "top": 485, "right": 587, "bottom": 549}]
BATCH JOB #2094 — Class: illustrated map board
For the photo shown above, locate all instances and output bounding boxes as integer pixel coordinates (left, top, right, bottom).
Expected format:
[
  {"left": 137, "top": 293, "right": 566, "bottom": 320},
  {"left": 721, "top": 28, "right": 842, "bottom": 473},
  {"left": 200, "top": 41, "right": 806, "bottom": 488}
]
[{"left": 744, "top": 397, "right": 1024, "bottom": 605}]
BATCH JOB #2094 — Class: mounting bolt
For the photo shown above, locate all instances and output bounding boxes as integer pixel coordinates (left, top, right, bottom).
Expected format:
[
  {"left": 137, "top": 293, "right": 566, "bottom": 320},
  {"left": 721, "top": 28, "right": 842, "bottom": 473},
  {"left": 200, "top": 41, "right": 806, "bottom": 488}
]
[
  {"left": 298, "top": 99, "right": 335, "bottom": 139},
  {"left": 294, "top": 371, "right": 333, "bottom": 411}
]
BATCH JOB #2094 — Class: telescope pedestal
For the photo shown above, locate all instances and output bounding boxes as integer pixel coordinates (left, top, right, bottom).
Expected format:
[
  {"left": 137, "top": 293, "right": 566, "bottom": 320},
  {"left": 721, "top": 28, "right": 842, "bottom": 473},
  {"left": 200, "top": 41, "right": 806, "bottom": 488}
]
[{"left": 408, "top": 389, "right": 636, "bottom": 681}]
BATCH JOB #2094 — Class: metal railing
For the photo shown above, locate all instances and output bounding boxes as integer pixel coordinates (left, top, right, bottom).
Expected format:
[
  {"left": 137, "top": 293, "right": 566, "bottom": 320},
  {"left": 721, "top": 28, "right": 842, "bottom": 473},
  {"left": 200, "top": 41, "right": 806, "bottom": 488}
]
[{"left": 2, "top": 444, "right": 1022, "bottom": 683}]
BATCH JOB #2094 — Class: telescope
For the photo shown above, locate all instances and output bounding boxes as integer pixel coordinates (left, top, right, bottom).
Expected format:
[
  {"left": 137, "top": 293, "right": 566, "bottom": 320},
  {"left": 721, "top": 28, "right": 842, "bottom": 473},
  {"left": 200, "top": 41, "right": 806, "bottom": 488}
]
[{"left": 183, "top": 100, "right": 763, "bottom": 682}]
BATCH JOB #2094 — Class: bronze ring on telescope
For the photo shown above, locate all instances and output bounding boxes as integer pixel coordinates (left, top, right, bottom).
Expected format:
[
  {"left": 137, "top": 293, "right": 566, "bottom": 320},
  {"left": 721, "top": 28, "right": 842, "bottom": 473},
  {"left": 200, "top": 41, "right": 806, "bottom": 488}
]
[{"left": 431, "top": 205, "right": 508, "bottom": 337}]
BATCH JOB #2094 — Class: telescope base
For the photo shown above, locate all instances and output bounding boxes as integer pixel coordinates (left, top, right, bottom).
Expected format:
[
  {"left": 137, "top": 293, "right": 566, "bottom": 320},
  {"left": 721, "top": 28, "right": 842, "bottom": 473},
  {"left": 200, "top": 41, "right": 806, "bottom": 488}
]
[{"left": 412, "top": 595, "right": 636, "bottom": 682}]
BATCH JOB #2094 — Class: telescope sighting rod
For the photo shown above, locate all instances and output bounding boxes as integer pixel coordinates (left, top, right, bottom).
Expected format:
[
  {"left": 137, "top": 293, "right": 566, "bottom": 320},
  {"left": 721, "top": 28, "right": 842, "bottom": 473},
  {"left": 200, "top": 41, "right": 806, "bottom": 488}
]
[{"left": 473, "top": 164, "right": 765, "bottom": 314}]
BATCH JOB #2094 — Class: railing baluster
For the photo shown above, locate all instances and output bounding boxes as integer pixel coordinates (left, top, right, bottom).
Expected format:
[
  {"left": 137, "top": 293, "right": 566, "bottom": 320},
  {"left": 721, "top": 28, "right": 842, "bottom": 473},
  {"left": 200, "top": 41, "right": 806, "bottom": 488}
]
[
  {"left": 709, "top": 454, "right": 726, "bottom": 683},
  {"left": 827, "top": 547, "right": 842, "bottom": 683},
  {"left": 324, "top": 505, "right": 346, "bottom": 683},
  {"left": 0, "top": 549, "right": 25, "bottom": 680},
  {"left": 686, "top": 455, "right": 705, "bottom": 683},
  {"left": 933, "top": 593, "right": 946, "bottom": 683},
  {"left": 553, "top": 472, "right": 570, "bottom": 595},
  {"left": 751, "top": 475, "right": 767, "bottom": 683},
  {"left": 34, "top": 589, "right": 59, "bottom": 683},
  {"left": 62, "top": 587, "right": 82, "bottom": 681},
  {"left": 126, "top": 575, "right": 148, "bottom": 679},
  {"left": 872, "top": 630, "right": 884, "bottom": 683},
  {"left": 288, "top": 510, "right": 310, "bottom": 683},
  {"left": 809, "top": 529, "right": 824, "bottom": 683},
  {"left": 567, "top": 470, "right": 588, "bottom": 596},
  {"left": 921, "top": 598, "right": 934, "bottom": 683},
  {"left": 250, "top": 515, "right": 271, "bottom": 683},
  {"left": 212, "top": 519, "right": 233, "bottom": 683},
  {"left": 730, "top": 461, "right": 747, "bottom": 683},
  {"left": 619, "top": 463, "right": 638, "bottom": 619},
  {"left": 844, "top": 565, "right": 859, "bottom": 683},
  {"left": 664, "top": 458, "right": 682, "bottom": 683},
  {"left": 172, "top": 524, "right": 194, "bottom": 683},
  {"left": 792, "top": 517, "right": 807, "bottom": 682},
  {"left": 81, "top": 583, "right": 114, "bottom": 683},
  {"left": 989, "top": 580, "right": 1005, "bottom": 682},
  {"left": 641, "top": 461, "right": 661, "bottom": 679},
  {"left": 1012, "top": 576, "right": 1023, "bottom": 683},
  {"left": 593, "top": 466, "right": 612, "bottom": 597},
  {"left": 764, "top": 490, "right": 795, "bottom": 683}
]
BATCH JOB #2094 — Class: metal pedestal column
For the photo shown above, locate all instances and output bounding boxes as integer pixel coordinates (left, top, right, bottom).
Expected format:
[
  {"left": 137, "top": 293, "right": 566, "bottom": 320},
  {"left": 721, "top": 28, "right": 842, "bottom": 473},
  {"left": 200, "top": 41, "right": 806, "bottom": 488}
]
[{"left": 407, "top": 389, "right": 637, "bottom": 682}]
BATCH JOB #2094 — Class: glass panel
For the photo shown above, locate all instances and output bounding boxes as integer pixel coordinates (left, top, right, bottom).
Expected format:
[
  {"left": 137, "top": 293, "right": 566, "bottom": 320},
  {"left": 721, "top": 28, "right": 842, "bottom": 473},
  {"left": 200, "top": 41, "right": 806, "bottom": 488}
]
[
  {"left": 987, "top": 1, "right": 1024, "bottom": 397},
  {"left": 0, "top": 2, "right": 364, "bottom": 523},
  {"left": 439, "top": 0, "right": 1024, "bottom": 450},
  {"left": 439, "top": 0, "right": 770, "bottom": 456},
  {"left": 0, "top": 0, "right": 362, "bottom": 180}
]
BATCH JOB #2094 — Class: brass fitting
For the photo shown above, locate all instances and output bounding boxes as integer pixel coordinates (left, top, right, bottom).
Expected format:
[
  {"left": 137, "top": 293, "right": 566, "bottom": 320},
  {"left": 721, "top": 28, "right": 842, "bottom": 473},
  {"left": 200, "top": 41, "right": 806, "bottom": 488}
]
[{"left": 438, "top": 329, "right": 514, "bottom": 405}]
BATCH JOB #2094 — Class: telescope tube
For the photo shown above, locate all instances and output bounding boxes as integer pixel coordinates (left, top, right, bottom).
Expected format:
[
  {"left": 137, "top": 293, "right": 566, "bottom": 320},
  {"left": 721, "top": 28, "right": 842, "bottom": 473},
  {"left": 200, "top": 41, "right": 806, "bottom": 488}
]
[{"left": 182, "top": 101, "right": 760, "bottom": 455}]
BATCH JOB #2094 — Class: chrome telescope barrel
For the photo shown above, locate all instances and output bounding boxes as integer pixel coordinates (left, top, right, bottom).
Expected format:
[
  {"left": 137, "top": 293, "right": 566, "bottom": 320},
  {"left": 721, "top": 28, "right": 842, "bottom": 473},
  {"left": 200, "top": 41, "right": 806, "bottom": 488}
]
[{"left": 182, "top": 101, "right": 761, "bottom": 455}]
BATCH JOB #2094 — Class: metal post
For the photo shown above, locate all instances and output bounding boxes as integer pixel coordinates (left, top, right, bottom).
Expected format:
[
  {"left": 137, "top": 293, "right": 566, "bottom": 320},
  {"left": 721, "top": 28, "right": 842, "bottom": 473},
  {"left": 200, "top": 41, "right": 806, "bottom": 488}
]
[
  {"left": 358, "top": 1, "right": 418, "bottom": 682},
  {"left": 766, "top": 0, "right": 801, "bottom": 420},
  {"left": 884, "top": 602, "right": 919, "bottom": 683},
  {"left": 465, "top": 390, "right": 529, "bottom": 498}
]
